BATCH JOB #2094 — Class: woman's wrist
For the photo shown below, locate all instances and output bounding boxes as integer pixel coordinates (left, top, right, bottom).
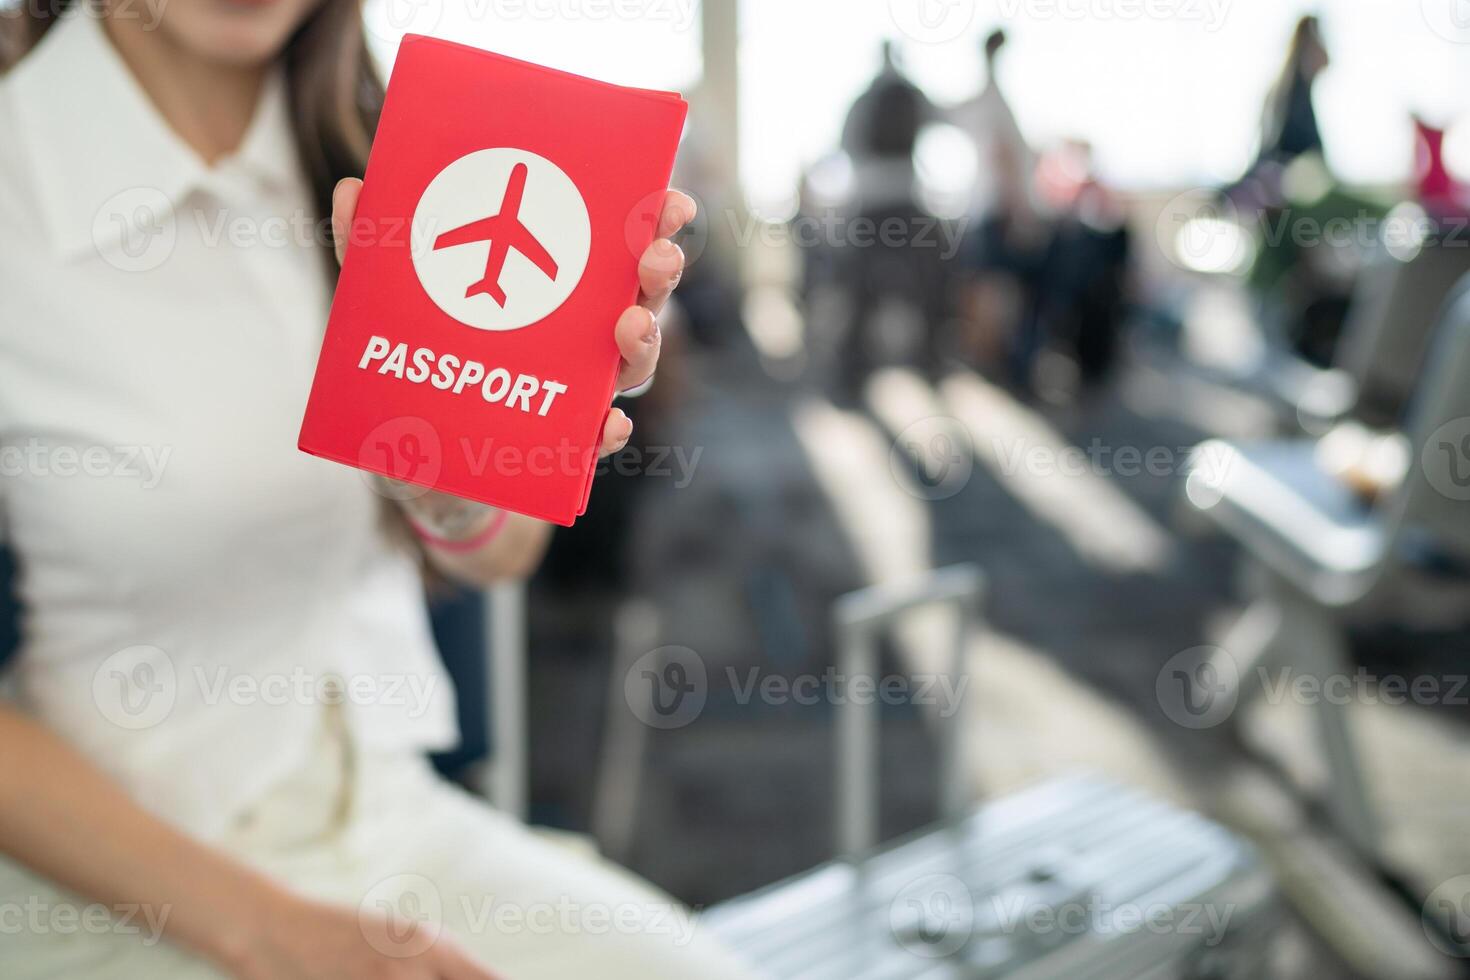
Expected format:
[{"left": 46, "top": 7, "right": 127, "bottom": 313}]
[
  {"left": 406, "top": 505, "right": 509, "bottom": 553},
  {"left": 188, "top": 869, "right": 297, "bottom": 977},
  {"left": 388, "top": 484, "right": 509, "bottom": 553}
]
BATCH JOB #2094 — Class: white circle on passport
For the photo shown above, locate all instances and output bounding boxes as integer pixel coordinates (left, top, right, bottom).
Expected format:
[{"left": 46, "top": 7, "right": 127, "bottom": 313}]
[{"left": 410, "top": 148, "right": 591, "bottom": 332}]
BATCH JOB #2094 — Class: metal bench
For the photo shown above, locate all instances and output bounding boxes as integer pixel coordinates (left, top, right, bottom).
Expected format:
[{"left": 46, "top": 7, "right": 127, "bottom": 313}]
[
  {"left": 1230, "top": 238, "right": 1470, "bottom": 434},
  {"left": 1183, "top": 276, "right": 1470, "bottom": 859}
]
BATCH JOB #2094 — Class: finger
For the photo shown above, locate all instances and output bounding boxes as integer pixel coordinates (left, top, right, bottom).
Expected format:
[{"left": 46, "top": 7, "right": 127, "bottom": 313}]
[
  {"left": 599, "top": 408, "right": 633, "bottom": 458},
  {"left": 330, "top": 178, "right": 363, "bottom": 266},
  {"left": 656, "top": 189, "right": 697, "bottom": 240},
  {"left": 637, "top": 239, "right": 685, "bottom": 316},
  {"left": 614, "top": 305, "right": 659, "bottom": 392}
]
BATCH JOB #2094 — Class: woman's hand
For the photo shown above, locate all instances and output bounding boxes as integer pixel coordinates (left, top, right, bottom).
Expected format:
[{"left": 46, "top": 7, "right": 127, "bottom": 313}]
[
  {"left": 232, "top": 890, "right": 499, "bottom": 980},
  {"left": 0, "top": 707, "right": 500, "bottom": 980},
  {"left": 328, "top": 178, "right": 697, "bottom": 583},
  {"left": 329, "top": 178, "right": 696, "bottom": 458},
  {"left": 596, "top": 185, "right": 696, "bottom": 455}
]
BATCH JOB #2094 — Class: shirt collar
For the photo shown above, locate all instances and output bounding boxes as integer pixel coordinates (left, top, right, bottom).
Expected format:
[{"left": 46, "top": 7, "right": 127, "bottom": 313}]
[
  {"left": 231, "top": 70, "right": 299, "bottom": 194},
  {"left": 9, "top": 10, "right": 300, "bottom": 260}
]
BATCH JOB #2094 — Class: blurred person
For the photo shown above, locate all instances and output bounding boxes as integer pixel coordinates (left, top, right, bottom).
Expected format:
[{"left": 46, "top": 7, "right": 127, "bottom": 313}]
[
  {"left": 1029, "top": 140, "right": 1132, "bottom": 388},
  {"left": 948, "top": 28, "right": 1047, "bottom": 375},
  {"left": 1258, "top": 15, "right": 1329, "bottom": 173},
  {"left": 949, "top": 28, "right": 1036, "bottom": 231},
  {"left": 833, "top": 41, "right": 950, "bottom": 396},
  {"left": 839, "top": 39, "right": 936, "bottom": 212},
  {"left": 665, "top": 109, "right": 747, "bottom": 350},
  {"left": 1229, "top": 14, "right": 1330, "bottom": 212},
  {"left": 0, "top": 3, "right": 757, "bottom": 979},
  {"left": 1234, "top": 15, "right": 1386, "bottom": 367}
]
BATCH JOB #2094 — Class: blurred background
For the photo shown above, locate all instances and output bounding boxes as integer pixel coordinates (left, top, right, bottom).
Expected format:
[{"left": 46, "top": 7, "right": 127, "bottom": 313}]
[{"left": 375, "top": 2, "right": 1470, "bottom": 977}]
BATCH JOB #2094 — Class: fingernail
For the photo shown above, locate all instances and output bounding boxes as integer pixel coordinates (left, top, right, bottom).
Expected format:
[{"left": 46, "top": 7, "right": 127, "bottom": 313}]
[{"left": 642, "top": 311, "right": 660, "bottom": 346}]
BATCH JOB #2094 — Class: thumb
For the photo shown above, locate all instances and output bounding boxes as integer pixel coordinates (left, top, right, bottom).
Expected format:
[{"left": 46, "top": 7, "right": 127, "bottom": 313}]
[{"left": 331, "top": 178, "right": 364, "bottom": 267}]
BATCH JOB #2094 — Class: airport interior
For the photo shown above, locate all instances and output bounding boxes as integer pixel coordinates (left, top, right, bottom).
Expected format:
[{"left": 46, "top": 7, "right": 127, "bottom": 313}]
[{"left": 3, "top": 0, "right": 1470, "bottom": 978}]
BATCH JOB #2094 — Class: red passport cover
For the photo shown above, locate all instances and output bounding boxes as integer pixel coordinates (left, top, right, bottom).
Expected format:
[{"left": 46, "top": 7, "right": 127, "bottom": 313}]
[{"left": 298, "top": 35, "right": 688, "bottom": 526}]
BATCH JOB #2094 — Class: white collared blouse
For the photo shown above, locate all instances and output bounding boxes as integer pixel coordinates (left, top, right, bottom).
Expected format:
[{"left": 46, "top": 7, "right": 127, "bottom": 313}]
[{"left": 0, "top": 11, "right": 458, "bottom": 839}]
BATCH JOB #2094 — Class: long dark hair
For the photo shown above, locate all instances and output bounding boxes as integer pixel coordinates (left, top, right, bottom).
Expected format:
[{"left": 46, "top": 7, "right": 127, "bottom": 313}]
[{"left": 1, "top": 0, "right": 382, "bottom": 276}]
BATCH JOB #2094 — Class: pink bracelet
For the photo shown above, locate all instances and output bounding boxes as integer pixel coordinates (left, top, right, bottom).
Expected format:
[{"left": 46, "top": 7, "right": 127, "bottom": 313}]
[{"left": 407, "top": 507, "right": 510, "bottom": 554}]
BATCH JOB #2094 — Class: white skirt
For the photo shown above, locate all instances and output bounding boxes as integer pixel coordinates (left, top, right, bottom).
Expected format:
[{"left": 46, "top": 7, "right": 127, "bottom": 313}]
[{"left": 0, "top": 706, "right": 760, "bottom": 979}]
